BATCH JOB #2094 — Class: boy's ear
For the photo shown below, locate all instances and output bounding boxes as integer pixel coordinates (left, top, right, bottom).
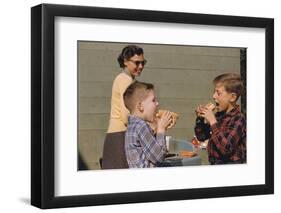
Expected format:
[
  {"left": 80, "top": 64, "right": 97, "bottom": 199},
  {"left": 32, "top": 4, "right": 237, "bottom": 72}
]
[
  {"left": 230, "top": 93, "right": 238, "bottom": 103},
  {"left": 137, "top": 102, "right": 144, "bottom": 112}
]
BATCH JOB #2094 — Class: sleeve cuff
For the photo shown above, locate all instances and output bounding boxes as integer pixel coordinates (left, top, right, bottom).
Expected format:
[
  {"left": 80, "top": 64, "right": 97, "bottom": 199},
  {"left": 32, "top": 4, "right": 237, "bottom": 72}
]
[
  {"left": 156, "top": 133, "right": 165, "bottom": 140},
  {"left": 211, "top": 123, "right": 220, "bottom": 134},
  {"left": 156, "top": 133, "right": 166, "bottom": 147}
]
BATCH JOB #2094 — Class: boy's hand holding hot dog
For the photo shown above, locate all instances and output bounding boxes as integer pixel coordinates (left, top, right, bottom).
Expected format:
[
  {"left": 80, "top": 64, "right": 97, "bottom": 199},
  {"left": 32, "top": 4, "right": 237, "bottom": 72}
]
[
  {"left": 156, "top": 111, "right": 173, "bottom": 134},
  {"left": 156, "top": 110, "right": 179, "bottom": 129},
  {"left": 196, "top": 103, "right": 217, "bottom": 126}
]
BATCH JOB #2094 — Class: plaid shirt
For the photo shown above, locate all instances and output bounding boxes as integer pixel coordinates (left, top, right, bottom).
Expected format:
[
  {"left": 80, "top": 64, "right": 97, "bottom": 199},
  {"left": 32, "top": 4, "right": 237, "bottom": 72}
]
[
  {"left": 125, "top": 115, "right": 167, "bottom": 168},
  {"left": 208, "top": 107, "right": 246, "bottom": 164}
]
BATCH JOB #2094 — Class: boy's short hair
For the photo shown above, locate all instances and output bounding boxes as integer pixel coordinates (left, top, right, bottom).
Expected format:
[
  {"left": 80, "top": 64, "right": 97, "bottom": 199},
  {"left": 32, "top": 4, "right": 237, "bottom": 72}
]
[
  {"left": 213, "top": 73, "right": 244, "bottom": 100},
  {"left": 123, "top": 81, "right": 154, "bottom": 112}
]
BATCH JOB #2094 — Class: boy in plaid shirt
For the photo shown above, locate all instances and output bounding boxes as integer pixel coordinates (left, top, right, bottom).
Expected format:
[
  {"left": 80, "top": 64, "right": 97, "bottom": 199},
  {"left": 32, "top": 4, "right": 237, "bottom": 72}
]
[
  {"left": 123, "top": 81, "right": 173, "bottom": 168},
  {"left": 195, "top": 73, "right": 246, "bottom": 164}
]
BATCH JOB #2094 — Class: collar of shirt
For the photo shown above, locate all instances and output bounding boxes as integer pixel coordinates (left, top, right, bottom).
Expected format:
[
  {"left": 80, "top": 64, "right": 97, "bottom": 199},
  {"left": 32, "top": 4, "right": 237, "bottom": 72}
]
[
  {"left": 128, "top": 115, "right": 143, "bottom": 123},
  {"left": 128, "top": 115, "right": 148, "bottom": 128},
  {"left": 216, "top": 105, "right": 240, "bottom": 120}
]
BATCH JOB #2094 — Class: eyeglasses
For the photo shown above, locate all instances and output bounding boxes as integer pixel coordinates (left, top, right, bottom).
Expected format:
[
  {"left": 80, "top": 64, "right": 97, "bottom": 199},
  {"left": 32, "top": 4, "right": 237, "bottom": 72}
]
[{"left": 128, "top": 59, "right": 147, "bottom": 66}]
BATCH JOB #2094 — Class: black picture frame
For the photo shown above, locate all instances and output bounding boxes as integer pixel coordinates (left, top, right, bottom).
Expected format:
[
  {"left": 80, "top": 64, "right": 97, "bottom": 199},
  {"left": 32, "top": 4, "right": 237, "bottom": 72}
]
[{"left": 31, "top": 3, "right": 274, "bottom": 209}]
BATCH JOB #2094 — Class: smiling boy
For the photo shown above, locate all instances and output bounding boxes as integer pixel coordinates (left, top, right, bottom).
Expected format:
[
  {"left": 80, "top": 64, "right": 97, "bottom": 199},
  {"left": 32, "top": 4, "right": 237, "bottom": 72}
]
[
  {"left": 123, "top": 81, "right": 172, "bottom": 168},
  {"left": 195, "top": 73, "right": 246, "bottom": 164}
]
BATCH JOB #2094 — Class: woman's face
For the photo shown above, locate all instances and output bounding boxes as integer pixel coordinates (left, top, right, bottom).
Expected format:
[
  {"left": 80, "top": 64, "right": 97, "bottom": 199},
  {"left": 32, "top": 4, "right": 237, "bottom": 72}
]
[{"left": 124, "top": 54, "right": 145, "bottom": 78}]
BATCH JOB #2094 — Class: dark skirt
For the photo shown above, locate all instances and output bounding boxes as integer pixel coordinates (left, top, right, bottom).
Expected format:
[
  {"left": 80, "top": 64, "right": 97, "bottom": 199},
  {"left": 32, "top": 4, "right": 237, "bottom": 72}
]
[{"left": 101, "top": 131, "right": 129, "bottom": 169}]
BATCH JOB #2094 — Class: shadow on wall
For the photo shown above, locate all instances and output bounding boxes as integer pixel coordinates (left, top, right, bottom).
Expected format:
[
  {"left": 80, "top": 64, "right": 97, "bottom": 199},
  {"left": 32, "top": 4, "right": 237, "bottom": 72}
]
[{"left": 78, "top": 151, "right": 88, "bottom": 170}]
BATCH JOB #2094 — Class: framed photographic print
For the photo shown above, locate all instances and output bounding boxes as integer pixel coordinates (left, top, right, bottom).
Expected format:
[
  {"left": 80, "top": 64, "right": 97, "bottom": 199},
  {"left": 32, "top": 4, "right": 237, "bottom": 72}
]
[{"left": 31, "top": 3, "right": 274, "bottom": 209}]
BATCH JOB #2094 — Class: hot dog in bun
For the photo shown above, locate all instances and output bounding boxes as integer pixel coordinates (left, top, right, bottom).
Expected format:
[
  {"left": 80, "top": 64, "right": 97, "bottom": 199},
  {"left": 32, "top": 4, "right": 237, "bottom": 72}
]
[
  {"left": 156, "top": 109, "right": 179, "bottom": 129},
  {"left": 205, "top": 102, "right": 216, "bottom": 111}
]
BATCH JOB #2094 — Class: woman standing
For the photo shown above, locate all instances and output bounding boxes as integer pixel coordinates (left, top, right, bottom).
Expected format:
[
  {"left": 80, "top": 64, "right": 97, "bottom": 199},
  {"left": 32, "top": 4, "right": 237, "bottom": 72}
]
[{"left": 102, "top": 45, "right": 147, "bottom": 169}]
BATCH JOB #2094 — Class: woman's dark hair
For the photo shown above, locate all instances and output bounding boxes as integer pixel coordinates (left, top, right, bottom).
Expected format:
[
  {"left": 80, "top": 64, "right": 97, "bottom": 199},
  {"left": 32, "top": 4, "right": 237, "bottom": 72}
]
[{"left": 117, "top": 45, "right": 144, "bottom": 68}]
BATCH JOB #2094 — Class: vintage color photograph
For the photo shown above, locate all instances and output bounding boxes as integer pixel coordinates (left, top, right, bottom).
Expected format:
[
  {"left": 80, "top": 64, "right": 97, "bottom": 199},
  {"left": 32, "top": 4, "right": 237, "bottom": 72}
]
[
  {"left": 31, "top": 4, "right": 274, "bottom": 208},
  {"left": 77, "top": 41, "right": 247, "bottom": 170}
]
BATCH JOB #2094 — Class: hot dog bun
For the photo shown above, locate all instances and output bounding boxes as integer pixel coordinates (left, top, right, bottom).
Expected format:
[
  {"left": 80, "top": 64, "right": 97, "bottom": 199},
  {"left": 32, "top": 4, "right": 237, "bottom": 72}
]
[
  {"left": 156, "top": 110, "right": 179, "bottom": 129},
  {"left": 156, "top": 110, "right": 179, "bottom": 119},
  {"left": 205, "top": 102, "right": 216, "bottom": 111}
]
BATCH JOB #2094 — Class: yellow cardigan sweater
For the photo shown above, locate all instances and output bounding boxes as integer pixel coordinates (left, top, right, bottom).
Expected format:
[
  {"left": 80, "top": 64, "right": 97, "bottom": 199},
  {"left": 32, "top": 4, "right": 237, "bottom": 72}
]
[{"left": 107, "top": 72, "right": 134, "bottom": 133}]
